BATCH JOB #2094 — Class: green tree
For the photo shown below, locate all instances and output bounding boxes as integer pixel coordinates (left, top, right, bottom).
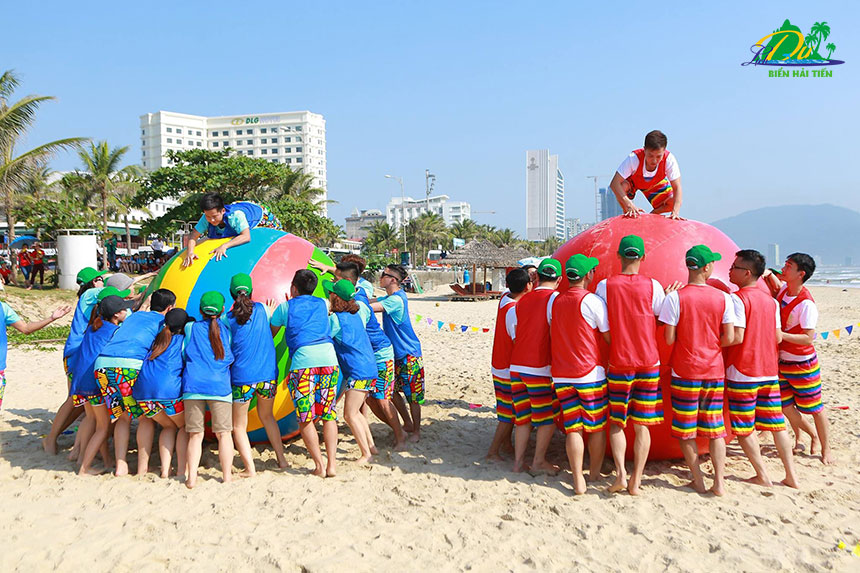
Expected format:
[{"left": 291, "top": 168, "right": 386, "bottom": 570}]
[
  {"left": 109, "top": 172, "right": 149, "bottom": 253},
  {"left": 450, "top": 218, "right": 480, "bottom": 241},
  {"left": 365, "top": 221, "right": 398, "bottom": 255},
  {"left": 407, "top": 212, "right": 448, "bottom": 265},
  {"left": 0, "top": 70, "right": 86, "bottom": 271},
  {"left": 826, "top": 42, "right": 836, "bottom": 59},
  {"left": 493, "top": 228, "right": 519, "bottom": 247},
  {"left": 273, "top": 168, "right": 333, "bottom": 213},
  {"left": 810, "top": 21, "right": 830, "bottom": 56},
  {"left": 17, "top": 197, "right": 87, "bottom": 241}
]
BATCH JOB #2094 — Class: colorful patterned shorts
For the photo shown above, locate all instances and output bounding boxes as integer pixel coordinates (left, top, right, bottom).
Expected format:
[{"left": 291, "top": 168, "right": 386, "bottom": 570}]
[
  {"left": 72, "top": 393, "right": 103, "bottom": 407},
  {"left": 555, "top": 380, "right": 609, "bottom": 434},
  {"left": 139, "top": 398, "right": 185, "bottom": 418},
  {"left": 347, "top": 378, "right": 376, "bottom": 392},
  {"left": 232, "top": 380, "right": 277, "bottom": 403},
  {"left": 627, "top": 177, "right": 674, "bottom": 210},
  {"left": 395, "top": 354, "right": 425, "bottom": 404},
  {"left": 509, "top": 373, "right": 531, "bottom": 426},
  {"left": 370, "top": 360, "right": 395, "bottom": 400},
  {"left": 288, "top": 366, "right": 339, "bottom": 423},
  {"left": 726, "top": 378, "right": 785, "bottom": 435},
  {"left": 607, "top": 367, "right": 663, "bottom": 427},
  {"left": 519, "top": 372, "right": 556, "bottom": 427},
  {"left": 95, "top": 367, "right": 142, "bottom": 420},
  {"left": 0, "top": 370, "right": 6, "bottom": 409},
  {"left": 670, "top": 377, "right": 726, "bottom": 440},
  {"left": 255, "top": 203, "right": 283, "bottom": 231},
  {"left": 493, "top": 374, "right": 513, "bottom": 424},
  {"left": 779, "top": 355, "right": 823, "bottom": 414}
]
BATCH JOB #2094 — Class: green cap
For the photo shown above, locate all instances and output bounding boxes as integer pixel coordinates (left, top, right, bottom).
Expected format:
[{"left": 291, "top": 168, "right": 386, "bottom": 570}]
[
  {"left": 76, "top": 267, "right": 108, "bottom": 285},
  {"left": 618, "top": 235, "right": 645, "bottom": 259},
  {"left": 230, "top": 273, "right": 253, "bottom": 297},
  {"left": 200, "top": 291, "right": 225, "bottom": 315},
  {"left": 565, "top": 254, "right": 599, "bottom": 280},
  {"left": 97, "top": 285, "right": 130, "bottom": 301},
  {"left": 323, "top": 278, "right": 355, "bottom": 301},
  {"left": 537, "top": 258, "right": 562, "bottom": 280},
  {"left": 685, "top": 244, "right": 722, "bottom": 269}
]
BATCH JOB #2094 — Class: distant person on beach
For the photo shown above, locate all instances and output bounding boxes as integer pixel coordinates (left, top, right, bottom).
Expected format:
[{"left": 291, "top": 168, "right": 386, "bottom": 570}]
[
  {"left": 487, "top": 268, "right": 532, "bottom": 461},
  {"left": 726, "top": 249, "right": 799, "bottom": 487},
  {"left": 549, "top": 254, "right": 609, "bottom": 494},
  {"left": 105, "top": 234, "right": 118, "bottom": 271},
  {"left": 659, "top": 245, "right": 735, "bottom": 495},
  {"left": 609, "top": 130, "right": 683, "bottom": 219},
  {"left": 509, "top": 258, "right": 562, "bottom": 474},
  {"left": 0, "top": 261, "right": 13, "bottom": 285},
  {"left": 763, "top": 253, "right": 832, "bottom": 465},
  {"left": 17, "top": 245, "right": 31, "bottom": 283},
  {"left": 27, "top": 242, "right": 46, "bottom": 290},
  {"left": 151, "top": 237, "right": 164, "bottom": 259},
  {"left": 181, "top": 193, "right": 281, "bottom": 268},
  {"left": 595, "top": 235, "right": 678, "bottom": 495}
]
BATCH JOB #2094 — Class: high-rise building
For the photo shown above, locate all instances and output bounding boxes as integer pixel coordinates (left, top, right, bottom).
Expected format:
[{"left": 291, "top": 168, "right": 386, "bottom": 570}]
[
  {"left": 565, "top": 217, "right": 593, "bottom": 241},
  {"left": 140, "top": 110, "right": 327, "bottom": 212},
  {"left": 767, "top": 243, "right": 780, "bottom": 269},
  {"left": 345, "top": 208, "right": 386, "bottom": 240},
  {"left": 386, "top": 195, "right": 470, "bottom": 227},
  {"left": 599, "top": 187, "right": 624, "bottom": 220},
  {"left": 526, "top": 150, "right": 565, "bottom": 241}
]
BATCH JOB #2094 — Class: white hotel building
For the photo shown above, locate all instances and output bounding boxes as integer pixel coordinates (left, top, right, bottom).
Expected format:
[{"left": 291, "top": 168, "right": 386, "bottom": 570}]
[
  {"left": 386, "top": 195, "right": 471, "bottom": 228},
  {"left": 139, "top": 110, "right": 328, "bottom": 212},
  {"left": 526, "top": 149, "right": 565, "bottom": 241}
]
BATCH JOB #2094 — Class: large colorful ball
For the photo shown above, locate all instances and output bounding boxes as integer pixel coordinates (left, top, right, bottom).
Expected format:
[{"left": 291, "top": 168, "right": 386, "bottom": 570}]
[
  {"left": 146, "top": 227, "right": 334, "bottom": 444},
  {"left": 553, "top": 214, "right": 739, "bottom": 460}
]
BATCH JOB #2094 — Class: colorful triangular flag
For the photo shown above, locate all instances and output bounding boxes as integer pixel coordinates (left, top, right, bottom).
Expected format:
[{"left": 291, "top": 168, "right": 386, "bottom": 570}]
[
  {"left": 833, "top": 329, "right": 841, "bottom": 339},
  {"left": 821, "top": 331, "right": 829, "bottom": 340},
  {"left": 471, "top": 326, "right": 479, "bottom": 332},
  {"left": 846, "top": 325, "right": 853, "bottom": 335},
  {"left": 426, "top": 317, "right": 433, "bottom": 325},
  {"left": 449, "top": 323, "right": 456, "bottom": 331},
  {"left": 461, "top": 325, "right": 468, "bottom": 332},
  {"left": 482, "top": 328, "right": 490, "bottom": 333},
  {"left": 437, "top": 321, "right": 443, "bottom": 330},
  {"left": 414, "top": 314, "right": 422, "bottom": 323}
]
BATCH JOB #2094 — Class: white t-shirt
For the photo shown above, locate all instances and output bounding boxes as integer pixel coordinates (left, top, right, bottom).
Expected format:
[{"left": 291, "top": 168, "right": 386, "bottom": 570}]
[
  {"left": 658, "top": 285, "right": 734, "bottom": 378},
  {"left": 548, "top": 291, "right": 609, "bottom": 383},
  {"left": 726, "top": 293, "right": 780, "bottom": 382},
  {"left": 617, "top": 151, "right": 681, "bottom": 182},
  {"left": 151, "top": 239, "right": 164, "bottom": 251},
  {"left": 595, "top": 277, "right": 666, "bottom": 317},
  {"left": 776, "top": 284, "right": 818, "bottom": 361}
]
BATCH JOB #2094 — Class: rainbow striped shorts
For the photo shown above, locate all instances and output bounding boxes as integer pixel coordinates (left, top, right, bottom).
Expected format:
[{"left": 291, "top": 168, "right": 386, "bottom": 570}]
[
  {"left": 509, "top": 373, "right": 531, "bottom": 426},
  {"left": 492, "top": 375, "right": 513, "bottom": 424},
  {"left": 670, "top": 377, "right": 727, "bottom": 440},
  {"left": 518, "top": 373, "right": 555, "bottom": 427},
  {"left": 778, "top": 355, "right": 823, "bottom": 414},
  {"left": 555, "top": 380, "right": 608, "bottom": 434},
  {"left": 726, "top": 378, "right": 785, "bottom": 435},
  {"left": 607, "top": 367, "right": 663, "bottom": 427}
]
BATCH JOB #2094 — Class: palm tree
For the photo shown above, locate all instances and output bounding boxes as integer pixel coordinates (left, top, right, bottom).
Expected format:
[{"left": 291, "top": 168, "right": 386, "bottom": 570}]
[
  {"left": 0, "top": 70, "right": 86, "bottom": 272},
  {"left": 408, "top": 212, "right": 448, "bottom": 265},
  {"left": 450, "top": 218, "right": 480, "bottom": 241},
  {"left": 810, "top": 21, "right": 830, "bottom": 56},
  {"left": 365, "top": 221, "right": 398, "bottom": 255},
  {"left": 826, "top": 42, "right": 836, "bottom": 59},
  {"left": 493, "top": 228, "right": 519, "bottom": 247},
  {"left": 274, "top": 168, "right": 333, "bottom": 214},
  {"left": 74, "top": 141, "right": 140, "bottom": 268}
]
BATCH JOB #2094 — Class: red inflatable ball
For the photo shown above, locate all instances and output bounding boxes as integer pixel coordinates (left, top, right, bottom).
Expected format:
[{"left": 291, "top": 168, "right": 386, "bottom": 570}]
[{"left": 552, "top": 214, "right": 738, "bottom": 460}]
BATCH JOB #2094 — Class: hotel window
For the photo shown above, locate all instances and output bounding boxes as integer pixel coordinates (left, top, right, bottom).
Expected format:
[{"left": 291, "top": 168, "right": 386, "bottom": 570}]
[
  {"left": 143, "top": 160, "right": 147, "bottom": 167},
  {"left": 261, "top": 138, "right": 267, "bottom": 144},
  {"left": 141, "top": 129, "right": 145, "bottom": 135},
  {"left": 295, "top": 136, "right": 302, "bottom": 142},
  {"left": 246, "top": 139, "right": 253, "bottom": 145},
  {"left": 177, "top": 129, "right": 182, "bottom": 134},
  {"left": 213, "top": 142, "right": 219, "bottom": 147},
  {"left": 212, "top": 131, "right": 218, "bottom": 137},
  {"left": 247, "top": 150, "right": 254, "bottom": 155},
  {"left": 262, "top": 149, "right": 268, "bottom": 155},
  {"left": 285, "top": 147, "right": 291, "bottom": 153},
  {"left": 271, "top": 159, "right": 278, "bottom": 163},
  {"left": 296, "top": 146, "right": 303, "bottom": 152},
  {"left": 177, "top": 139, "right": 182, "bottom": 144},
  {"left": 166, "top": 138, "right": 173, "bottom": 143},
  {"left": 142, "top": 150, "right": 146, "bottom": 156},
  {"left": 223, "top": 140, "right": 229, "bottom": 147},
  {"left": 271, "top": 137, "right": 278, "bottom": 143},
  {"left": 196, "top": 131, "right": 201, "bottom": 136},
  {"left": 236, "top": 129, "right": 242, "bottom": 135},
  {"left": 261, "top": 128, "right": 267, "bottom": 134},
  {"left": 297, "top": 157, "right": 303, "bottom": 163},
  {"left": 295, "top": 126, "right": 302, "bottom": 131},
  {"left": 285, "top": 137, "right": 291, "bottom": 142},
  {"left": 166, "top": 127, "right": 173, "bottom": 133},
  {"left": 197, "top": 141, "right": 202, "bottom": 147},
  {"left": 285, "top": 158, "right": 292, "bottom": 164},
  {"left": 271, "top": 148, "right": 278, "bottom": 154},
  {"left": 246, "top": 129, "right": 253, "bottom": 134}
]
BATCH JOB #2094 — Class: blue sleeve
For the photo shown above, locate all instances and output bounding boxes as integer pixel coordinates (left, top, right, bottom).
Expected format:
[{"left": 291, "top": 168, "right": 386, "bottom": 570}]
[
  {"left": 2, "top": 301, "right": 21, "bottom": 326},
  {"left": 270, "top": 301, "right": 289, "bottom": 328},
  {"left": 227, "top": 209, "right": 249, "bottom": 233},
  {"left": 182, "top": 322, "right": 193, "bottom": 358},
  {"left": 194, "top": 215, "right": 209, "bottom": 235},
  {"left": 329, "top": 313, "right": 342, "bottom": 341},
  {"left": 379, "top": 295, "right": 405, "bottom": 324}
]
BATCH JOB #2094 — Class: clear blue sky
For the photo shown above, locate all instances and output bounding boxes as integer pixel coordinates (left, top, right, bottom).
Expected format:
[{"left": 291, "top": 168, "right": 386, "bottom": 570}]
[{"left": 2, "top": 1, "right": 856, "bottom": 234}]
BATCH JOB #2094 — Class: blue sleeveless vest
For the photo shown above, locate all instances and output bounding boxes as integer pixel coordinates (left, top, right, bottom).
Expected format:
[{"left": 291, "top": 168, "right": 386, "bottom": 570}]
[
  {"left": 182, "top": 320, "right": 234, "bottom": 395},
  {"left": 134, "top": 335, "right": 184, "bottom": 401},
  {"left": 353, "top": 288, "right": 392, "bottom": 354},
  {"left": 70, "top": 323, "right": 120, "bottom": 397},
  {"left": 382, "top": 290, "right": 422, "bottom": 359},
  {"left": 100, "top": 311, "right": 164, "bottom": 361},
  {"left": 228, "top": 302, "right": 278, "bottom": 385},
  {"left": 206, "top": 202, "right": 264, "bottom": 238},
  {"left": 284, "top": 296, "right": 332, "bottom": 355},
  {"left": 63, "top": 287, "right": 103, "bottom": 358},
  {"left": 332, "top": 311, "right": 378, "bottom": 381}
]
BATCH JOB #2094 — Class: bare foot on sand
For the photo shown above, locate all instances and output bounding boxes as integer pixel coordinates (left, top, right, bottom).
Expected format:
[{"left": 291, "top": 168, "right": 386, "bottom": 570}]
[
  {"left": 79, "top": 466, "right": 107, "bottom": 476},
  {"left": 500, "top": 441, "right": 515, "bottom": 456},
  {"left": 780, "top": 476, "right": 800, "bottom": 489},
  {"left": 67, "top": 447, "right": 80, "bottom": 462},
  {"left": 710, "top": 483, "right": 725, "bottom": 497},
  {"left": 810, "top": 435, "right": 821, "bottom": 455},
  {"left": 114, "top": 460, "right": 129, "bottom": 477},
  {"left": 608, "top": 477, "right": 628, "bottom": 493},
  {"left": 42, "top": 437, "right": 58, "bottom": 455},
  {"left": 185, "top": 476, "right": 197, "bottom": 489},
  {"left": 512, "top": 460, "right": 530, "bottom": 473},
  {"left": 311, "top": 466, "right": 326, "bottom": 478},
  {"left": 821, "top": 449, "right": 833, "bottom": 465},
  {"left": 627, "top": 479, "right": 642, "bottom": 496},
  {"left": 277, "top": 460, "right": 290, "bottom": 470},
  {"left": 238, "top": 469, "right": 256, "bottom": 478},
  {"left": 326, "top": 465, "right": 337, "bottom": 478},
  {"left": 573, "top": 474, "right": 587, "bottom": 495},
  {"left": 486, "top": 452, "right": 505, "bottom": 462},
  {"left": 356, "top": 455, "right": 374, "bottom": 465},
  {"left": 744, "top": 475, "right": 773, "bottom": 487},
  {"left": 684, "top": 479, "right": 707, "bottom": 494},
  {"left": 393, "top": 440, "right": 408, "bottom": 452},
  {"left": 369, "top": 445, "right": 379, "bottom": 455},
  {"left": 407, "top": 432, "right": 421, "bottom": 443},
  {"left": 528, "top": 462, "right": 560, "bottom": 476}
]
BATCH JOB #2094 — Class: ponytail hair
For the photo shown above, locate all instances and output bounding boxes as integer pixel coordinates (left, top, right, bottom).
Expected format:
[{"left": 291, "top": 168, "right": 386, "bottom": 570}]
[
  {"left": 77, "top": 280, "right": 96, "bottom": 298},
  {"left": 87, "top": 304, "right": 100, "bottom": 327},
  {"left": 91, "top": 314, "right": 104, "bottom": 332},
  {"left": 148, "top": 324, "right": 173, "bottom": 360},
  {"left": 232, "top": 291, "right": 254, "bottom": 326},
  {"left": 206, "top": 313, "right": 225, "bottom": 361}
]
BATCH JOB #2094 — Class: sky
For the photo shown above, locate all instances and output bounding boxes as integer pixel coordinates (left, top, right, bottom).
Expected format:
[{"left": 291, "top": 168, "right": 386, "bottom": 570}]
[{"left": 2, "top": 1, "right": 857, "bottom": 236}]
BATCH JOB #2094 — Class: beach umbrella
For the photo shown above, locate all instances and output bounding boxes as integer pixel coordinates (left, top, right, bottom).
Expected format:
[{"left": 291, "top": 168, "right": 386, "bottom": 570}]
[{"left": 10, "top": 235, "right": 37, "bottom": 248}]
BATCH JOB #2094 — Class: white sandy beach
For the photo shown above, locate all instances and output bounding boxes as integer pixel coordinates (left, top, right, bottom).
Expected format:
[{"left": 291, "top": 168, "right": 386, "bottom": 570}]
[{"left": 1, "top": 286, "right": 859, "bottom": 572}]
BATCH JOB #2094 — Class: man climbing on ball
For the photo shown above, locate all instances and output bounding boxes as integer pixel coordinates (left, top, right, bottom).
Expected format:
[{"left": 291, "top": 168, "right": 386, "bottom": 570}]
[{"left": 609, "top": 130, "right": 684, "bottom": 220}]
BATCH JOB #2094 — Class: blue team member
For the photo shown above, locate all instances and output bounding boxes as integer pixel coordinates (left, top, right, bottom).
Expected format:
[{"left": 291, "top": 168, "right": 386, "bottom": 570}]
[
  {"left": 371, "top": 264, "right": 425, "bottom": 443},
  {"left": 182, "top": 192, "right": 281, "bottom": 267},
  {"left": 227, "top": 273, "right": 288, "bottom": 474}
]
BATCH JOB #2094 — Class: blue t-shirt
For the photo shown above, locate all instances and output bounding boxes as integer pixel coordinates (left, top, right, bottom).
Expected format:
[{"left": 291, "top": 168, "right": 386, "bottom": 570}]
[
  {"left": 228, "top": 302, "right": 278, "bottom": 385},
  {"left": 134, "top": 335, "right": 184, "bottom": 401},
  {"left": 182, "top": 320, "right": 234, "bottom": 396},
  {"left": 195, "top": 208, "right": 249, "bottom": 238},
  {"left": 63, "top": 287, "right": 103, "bottom": 358},
  {"left": 70, "top": 323, "right": 120, "bottom": 397},
  {"left": 0, "top": 301, "right": 21, "bottom": 371},
  {"left": 271, "top": 298, "right": 338, "bottom": 371}
]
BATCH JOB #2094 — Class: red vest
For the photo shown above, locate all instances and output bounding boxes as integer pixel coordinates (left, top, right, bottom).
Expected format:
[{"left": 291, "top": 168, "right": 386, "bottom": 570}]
[
  {"left": 491, "top": 299, "right": 517, "bottom": 375},
  {"left": 550, "top": 289, "right": 601, "bottom": 379},
  {"left": 510, "top": 288, "right": 555, "bottom": 371},
  {"left": 777, "top": 287, "right": 816, "bottom": 356},
  {"left": 725, "top": 287, "right": 779, "bottom": 377},
  {"left": 605, "top": 274, "right": 659, "bottom": 369},
  {"left": 670, "top": 285, "right": 726, "bottom": 380},
  {"left": 627, "top": 148, "right": 669, "bottom": 191}
]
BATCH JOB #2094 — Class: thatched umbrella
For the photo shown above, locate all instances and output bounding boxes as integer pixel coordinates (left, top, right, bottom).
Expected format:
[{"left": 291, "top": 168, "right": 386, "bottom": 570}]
[{"left": 445, "top": 240, "right": 532, "bottom": 294}]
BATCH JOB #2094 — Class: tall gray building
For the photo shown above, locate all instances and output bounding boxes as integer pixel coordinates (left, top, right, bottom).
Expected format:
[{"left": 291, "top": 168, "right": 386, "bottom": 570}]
[
  {"left": 345, "top": 208, "right": 386, "bottom": 240},
  {"left": 599, "top": 187, "right": 624, "bottom": 220},
  {"left": 526, "top": 150, "right": 565, "bottom": 241}
]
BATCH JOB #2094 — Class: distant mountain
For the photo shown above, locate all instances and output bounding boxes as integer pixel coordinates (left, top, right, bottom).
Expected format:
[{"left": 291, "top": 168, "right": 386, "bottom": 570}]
[{"left": 711, "top": 204, "right": 860, "bottom": 266}]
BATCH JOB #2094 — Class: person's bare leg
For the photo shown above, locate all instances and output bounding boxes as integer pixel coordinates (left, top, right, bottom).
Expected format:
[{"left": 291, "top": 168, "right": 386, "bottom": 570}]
[
  {"left": 369, "top": 397, "right": 406, "bottom": 450},
  {"left": 113, "top": 414, "right": 132, "bottom": 476},
  {"left": 709, "top": 438, "right": 727, "bottom": 496},
  {"left": 43, "top": 399, "right": 82, "bottom": 455},
  {"left": 772, "top": 429, "right": 799, "bottom": 487},
  {"left": 344, "top": 391, "right": 373, "bottom": 463},
  {"left": 407, "top": 402, "right": 421, "bottom": 443},
  {"left": 811, "top": 411, "right": 832, "bottom": 464},
  {"left": 628, "top": 424, "right": 651, "bottom": 496},
  {"left": 736, "top": 432, "right": 771, "bottom": 486},
  {"left": 79, "top": 405, "right": 110, "bottom": 476},
  {"left": 587, "top": 429, "right": 606, "bottom": 482},
  {"left": 136, "top": 416, "right": 155, "bottom": 477},
  {"left": 565, "top": 431, "right": 586, "bottom": 494},
  {"left": 156, "top": 420, "right": 177, "bottom": 479},
  {"left": 322, "top": 419, "right": 338, "bottom": 477},
  {"left": 185, "top": 432, "right": 204, "bottom": 489},
  {"left": 173, "top": 420, "right": 188, "bottom": 481},
  {"left": 216, "top": 431, "right": 234, "bottom": 483},
  {"left": 513, "top": 423, "right": 531, "bottom": 472},
  {"left": 678, "top": 439, "right": 706, "bottom": 493},
  {"left": 783, "top": 404, "right": 818, "bottom": 452},
  {"left": 231, "top": 402, "right": 256, "bottom": 478},
  {"left": 392, "top": 393, "right": 414, "bottom": 433},
  {"left": 487, "top": 422, "right": 514, "bottom": 460},
  {"left": 531, "top": 425, "right": 559, "bottom": 474},
  {"left": 299, "top": 421, "right": 325, "bottom": 477},
  {"left": 359, "top": 402, "right": 377, "bottom": 455},
  {"left": 608, "top": 424, "right": 628, "bottom": 492},
  {"left": 256, "top": 397, "right": 288, "bottom": 468},
  {"left": 74, "top": 413, "right": 94, "bottom": 469}
]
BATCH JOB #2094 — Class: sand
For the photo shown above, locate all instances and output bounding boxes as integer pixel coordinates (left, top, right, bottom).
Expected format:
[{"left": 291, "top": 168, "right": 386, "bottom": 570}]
[{"left": 1, "top": 286, "right": 859, "bottom": 572}]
